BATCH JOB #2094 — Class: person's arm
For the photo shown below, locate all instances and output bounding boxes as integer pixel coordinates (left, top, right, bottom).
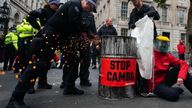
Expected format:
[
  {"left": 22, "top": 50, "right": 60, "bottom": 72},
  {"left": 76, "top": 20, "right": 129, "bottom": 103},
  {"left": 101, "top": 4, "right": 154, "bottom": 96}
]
[
  {"left": 68, "top": 4, "right": 84, "bottom": 33},
  {"left": 128, "top": 11, "right": 136, "bottom": 29},
  {"left": 146, "top": 6, "right": 160, "bottom": 20},
  {"left": 26, "top": 8, "right": 43, "bottom": 30}
]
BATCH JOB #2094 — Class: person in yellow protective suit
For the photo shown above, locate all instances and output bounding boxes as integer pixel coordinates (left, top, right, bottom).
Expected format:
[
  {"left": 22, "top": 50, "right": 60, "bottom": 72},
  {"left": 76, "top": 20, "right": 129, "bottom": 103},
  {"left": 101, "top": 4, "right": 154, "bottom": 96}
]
[{"left": 3, "top": 27, "right": 18, "bottom": 71}]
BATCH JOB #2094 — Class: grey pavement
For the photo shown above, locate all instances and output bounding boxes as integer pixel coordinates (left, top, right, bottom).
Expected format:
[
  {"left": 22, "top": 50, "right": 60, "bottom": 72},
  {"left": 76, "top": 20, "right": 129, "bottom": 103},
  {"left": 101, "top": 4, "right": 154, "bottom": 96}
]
[{"left": 0, "top": 63, "right": 192, "bottom": 108}]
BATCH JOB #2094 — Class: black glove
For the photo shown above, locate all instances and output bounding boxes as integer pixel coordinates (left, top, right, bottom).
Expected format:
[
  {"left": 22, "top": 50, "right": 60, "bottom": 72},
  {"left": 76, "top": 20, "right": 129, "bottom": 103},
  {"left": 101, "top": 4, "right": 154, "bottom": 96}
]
[
  {"left": 130, "top": 24, "right": 136, "bottom": 29},
  {"left": 147, "top": 11, "right": 155, "bottom": 18}
]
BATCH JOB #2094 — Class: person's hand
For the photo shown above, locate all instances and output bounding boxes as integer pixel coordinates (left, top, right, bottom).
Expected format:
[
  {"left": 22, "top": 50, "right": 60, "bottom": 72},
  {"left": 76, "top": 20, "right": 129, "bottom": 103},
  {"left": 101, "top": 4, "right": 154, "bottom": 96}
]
[
  {"left": 176, "top": 78, "right": 184, "bottom": 86},
  {"left": 130, "top": 24, "right": 136, "bottom": 29}
]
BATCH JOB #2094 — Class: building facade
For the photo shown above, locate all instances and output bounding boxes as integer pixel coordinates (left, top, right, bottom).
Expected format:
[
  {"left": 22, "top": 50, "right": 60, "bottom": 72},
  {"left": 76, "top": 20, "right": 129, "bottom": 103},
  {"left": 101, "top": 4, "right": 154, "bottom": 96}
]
[
  {"left": 0, "top": 0, "right": 46, "bottom": 29},
  {"left": 95, "top": 0, "right": 190, "bottom": 51}
]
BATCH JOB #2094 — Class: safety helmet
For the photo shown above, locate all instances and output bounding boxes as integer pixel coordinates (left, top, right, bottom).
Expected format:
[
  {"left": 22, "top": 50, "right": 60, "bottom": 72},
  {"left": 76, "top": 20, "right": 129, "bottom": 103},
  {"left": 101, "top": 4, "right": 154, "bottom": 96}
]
[{"left": 154, "top": 35, "right": 170, "bottom": 53}]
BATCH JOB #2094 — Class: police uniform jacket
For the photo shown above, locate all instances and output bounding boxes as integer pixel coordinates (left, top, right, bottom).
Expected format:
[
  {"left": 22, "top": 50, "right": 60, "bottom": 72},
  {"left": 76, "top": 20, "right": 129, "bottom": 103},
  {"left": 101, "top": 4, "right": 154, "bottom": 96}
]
[
  {"left": 82, "top": 11, "right": 96, "bottom": 36},
  {"left": 4, "top": 32, "right": 18, "bottom": 50},
  {"left": 45, "top": 0, "right": 85, "bottom": 40},
  {"left": 27, "top": 7, "right": 55, "bottom": 30}
]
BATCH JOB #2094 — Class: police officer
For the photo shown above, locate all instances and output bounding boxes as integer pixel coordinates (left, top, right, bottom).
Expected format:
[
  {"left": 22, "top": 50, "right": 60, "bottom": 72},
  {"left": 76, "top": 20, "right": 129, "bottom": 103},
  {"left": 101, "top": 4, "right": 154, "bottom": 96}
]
[
  {"left": 3, "top": 27, "right": 18, "bottom": 71},
  {"left": 79, "top": 11, "right": 96, "bottom": 86},
  {"left": 13, "top": 19, "right": 37, "bottom": 73},
  {"left": 60, "top": 10, "right": 97, "bottom": 88},
  {"left": 26, "top": 0, "right": 61, "bottom": 30},
  {"left": 6, "top": 0, "right": 97, "bottom": 108},
  {"left": 26, "top": 0, "right": 61, "bottom": 93}
]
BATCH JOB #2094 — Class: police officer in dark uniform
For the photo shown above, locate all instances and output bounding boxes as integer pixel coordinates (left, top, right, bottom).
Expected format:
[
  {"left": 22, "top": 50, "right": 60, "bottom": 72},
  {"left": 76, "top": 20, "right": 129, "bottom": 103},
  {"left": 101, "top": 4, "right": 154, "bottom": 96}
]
[
  {"left": 79, "top": 11, "right": 96, "bottom": 86},
  {"left": 60, "top": 10, "right": 97, "bottom": 88},
  {"left": 25, "top": 0, "right": 61, "bottom": 93},
  {"left": 6, "top": 0, "right": 97, "bottom": 108}
]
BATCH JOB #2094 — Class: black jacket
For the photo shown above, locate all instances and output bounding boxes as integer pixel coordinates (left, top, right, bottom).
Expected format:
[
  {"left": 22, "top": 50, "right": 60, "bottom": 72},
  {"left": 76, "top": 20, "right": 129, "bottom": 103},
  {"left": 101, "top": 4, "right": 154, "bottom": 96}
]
[
  {"left": 82, "top": 11, "right": 96, "bottom": 36},
  {"left": 46, "top": 0, "right": 85, "bottom": 37},
  {"left": 128, "top": 4, "right": 160, "bottom": 37},
  {"left": 26, "top": 7, "right": 55, "bottom": 30},
  {"left": 97, "top": 25, "right": 117, "bottom": 36}
]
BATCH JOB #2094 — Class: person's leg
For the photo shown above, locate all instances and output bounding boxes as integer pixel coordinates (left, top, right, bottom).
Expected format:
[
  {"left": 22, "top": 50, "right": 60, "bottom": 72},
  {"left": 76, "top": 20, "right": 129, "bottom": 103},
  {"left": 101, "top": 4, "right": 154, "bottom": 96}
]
[
  {"left": 154, "top": 84, "right": 180, "bottom": 101},
  {"left": 8, "top": 45, "right": 16, "bottom": 70},
  {"left": 7, "top": 32, "right": 55, "bottom": 107},
  {"left": 135, "top": 64, "right": 149, "bottom": 95},
  {"left": 3, "top": 45, "right": 10, "bottom": 70},
  {"left": 62, "top": 37, "right": 84, "bottom": 95},
  {"left": 37, "top": 62, "right": 52, "bottom": 89},
  {"left": 79, "top": 40, "right": 91, "bottom": 86},
  {"left": 154, "top": 65, "right": 182, "bottom": 101},
  {"left": 164, "top": 66, "right": 180, "bottom": 86},
  {"left": 6, "top": 63, "right": 38, "bottom": 108},
  {"left": 91, "top": 44, "right": 97, "bottom": 69}
]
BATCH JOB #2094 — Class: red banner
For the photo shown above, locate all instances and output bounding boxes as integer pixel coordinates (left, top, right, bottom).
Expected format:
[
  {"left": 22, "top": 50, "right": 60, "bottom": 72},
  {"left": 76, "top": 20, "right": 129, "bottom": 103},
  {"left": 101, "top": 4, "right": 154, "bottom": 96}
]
[{"left": 100, "top": 57, "right": 136, "bottom": 87}]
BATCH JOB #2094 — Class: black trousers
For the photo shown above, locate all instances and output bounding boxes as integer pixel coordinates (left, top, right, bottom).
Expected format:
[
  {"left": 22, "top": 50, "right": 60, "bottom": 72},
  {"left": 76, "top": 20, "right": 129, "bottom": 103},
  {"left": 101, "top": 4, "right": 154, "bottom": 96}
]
[
  {"left": 11, "top": 30, "right": 57, "bottom": 100},
  {"left": 3, "top": 44, "right": 16, "bottom": 70},
  {"left": 79, "top": 38, "right": 91, "bottom": 83},
  {"left": 178, "top": 54, "right": 185, "bottom": 60},
  {"left": 14, "top": 37, "right": 33, "bottom": 73},
  {"left": 154, "top": 66, "right": 192, "bottom": 101},
  {"left": 61, "top": 36, "right": 81, "bottom": 88}
]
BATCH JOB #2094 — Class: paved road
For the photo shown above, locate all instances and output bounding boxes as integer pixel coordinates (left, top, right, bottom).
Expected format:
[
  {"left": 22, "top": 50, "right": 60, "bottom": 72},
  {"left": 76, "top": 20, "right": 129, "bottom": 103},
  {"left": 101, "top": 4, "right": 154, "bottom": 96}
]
[{"left": 0, "top": 64, "right": 192, "bottom": 108}]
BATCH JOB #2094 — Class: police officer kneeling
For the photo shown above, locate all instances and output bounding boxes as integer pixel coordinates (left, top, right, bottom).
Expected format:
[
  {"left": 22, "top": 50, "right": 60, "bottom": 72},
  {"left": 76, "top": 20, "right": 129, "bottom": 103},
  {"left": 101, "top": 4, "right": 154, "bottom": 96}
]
[{"left": 6, "top": 0, "right": 97, "bottom": 108}]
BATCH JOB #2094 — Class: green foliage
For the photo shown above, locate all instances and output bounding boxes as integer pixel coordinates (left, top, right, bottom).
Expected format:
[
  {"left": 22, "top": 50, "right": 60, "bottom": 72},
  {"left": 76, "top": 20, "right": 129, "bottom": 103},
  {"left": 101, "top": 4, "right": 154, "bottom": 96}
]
[{"left": 154, "top": 0, "right": 167, "bottom": 7}]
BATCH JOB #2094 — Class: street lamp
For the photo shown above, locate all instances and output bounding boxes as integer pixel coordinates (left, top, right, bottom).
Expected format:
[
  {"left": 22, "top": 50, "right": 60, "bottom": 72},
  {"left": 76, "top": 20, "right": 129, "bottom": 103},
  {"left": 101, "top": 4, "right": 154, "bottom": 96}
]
[{"left": 0, "top": 1, "right": 10, "bottom": 36}]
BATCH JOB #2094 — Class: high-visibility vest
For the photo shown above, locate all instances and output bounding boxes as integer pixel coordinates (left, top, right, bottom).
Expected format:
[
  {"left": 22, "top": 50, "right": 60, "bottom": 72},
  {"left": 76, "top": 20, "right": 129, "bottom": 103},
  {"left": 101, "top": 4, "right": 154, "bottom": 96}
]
[
  {"left": 5, "top": 32, "right": 18, "bottom": 50},
  {"left": 17, "top": 21, "right": 37, "bottom": 38}
]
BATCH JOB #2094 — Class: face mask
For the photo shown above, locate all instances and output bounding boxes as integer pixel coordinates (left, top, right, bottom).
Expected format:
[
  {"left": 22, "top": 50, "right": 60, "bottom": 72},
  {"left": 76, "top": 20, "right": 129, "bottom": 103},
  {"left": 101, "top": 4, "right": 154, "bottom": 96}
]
[{"left": 154, "top": 40, "right": 169, "bottom": 53}]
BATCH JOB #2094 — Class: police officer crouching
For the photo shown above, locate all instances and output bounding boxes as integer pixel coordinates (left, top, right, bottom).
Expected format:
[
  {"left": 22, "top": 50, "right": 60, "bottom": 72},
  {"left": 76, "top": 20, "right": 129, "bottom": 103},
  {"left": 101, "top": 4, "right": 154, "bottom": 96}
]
[{"left": 6, "top": 0, "right": 97, "bottom": 108}]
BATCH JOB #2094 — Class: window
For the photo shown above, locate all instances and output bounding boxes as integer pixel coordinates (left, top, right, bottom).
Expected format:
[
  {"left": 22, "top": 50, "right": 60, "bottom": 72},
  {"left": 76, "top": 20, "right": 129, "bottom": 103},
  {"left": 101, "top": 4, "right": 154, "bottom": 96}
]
[
  {"left": 178, "top": 9, "right": 184, "bottom": 24},
  {"left": 121, "top": 2, "right": 128, "bottom": 20},
  {"left": 162, "top": 32, "right": 170, "bottom": 39},
  {"left": 178, "top": 0, "right": 185, "bottom": 4},
  {"left": 121, "top": 28, "right": 128, "bottom": 36},
  {"left": 162, "top": 7, "right": 167, "bottom": 22}
]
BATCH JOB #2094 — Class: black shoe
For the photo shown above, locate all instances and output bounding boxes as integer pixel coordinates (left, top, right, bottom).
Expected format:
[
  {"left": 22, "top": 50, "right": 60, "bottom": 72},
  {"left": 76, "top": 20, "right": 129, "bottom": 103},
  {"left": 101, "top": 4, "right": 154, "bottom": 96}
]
[
  {"left": 63, "top": 87, "right": 84, "bottom": 95},
  {"left": 27, "top": 88, "right": 35, "bottom": 94},
  {"left": 80, "top": 81, "right": 92, "bottom": 87},
  {"left": 6, "top": 97, "right": 28, "bottom": 108},
  {"left": 60, "top": 82, "right": 65, "bottom": 89},
  {"left": 37, "top": 83, "right": 52, "bottom": 89}
]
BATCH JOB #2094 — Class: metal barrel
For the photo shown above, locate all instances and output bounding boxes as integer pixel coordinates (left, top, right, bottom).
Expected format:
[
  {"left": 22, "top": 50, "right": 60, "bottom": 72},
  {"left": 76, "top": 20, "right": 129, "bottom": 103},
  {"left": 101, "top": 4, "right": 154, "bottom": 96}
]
[{"left": 98, "top": 35, "right": 137, "bottom": 100}]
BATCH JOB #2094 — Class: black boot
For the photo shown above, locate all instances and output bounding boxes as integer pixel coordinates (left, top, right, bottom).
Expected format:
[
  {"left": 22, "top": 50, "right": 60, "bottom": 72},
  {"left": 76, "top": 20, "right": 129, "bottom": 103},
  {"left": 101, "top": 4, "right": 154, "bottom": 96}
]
[
  {"left": 37, "top": 82, "right": 52, "bottom": 89},
  {"left": 60, "top": 82, "right": 65, "bottom": 89},
  {"left": 27, "top": 87, "right": 35, "bottom": 94},
  {"left": 63, "top": 86, "right": 84, "bottom": 95},
  {"left": 6, "top": 97, "right": 28, "bottom": 108},
  {"left": 37, "top": 78, "right": 52, "bottom": 89},
  {"left": 80, "top": 81, "right": 92, "bottom": 87}
]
